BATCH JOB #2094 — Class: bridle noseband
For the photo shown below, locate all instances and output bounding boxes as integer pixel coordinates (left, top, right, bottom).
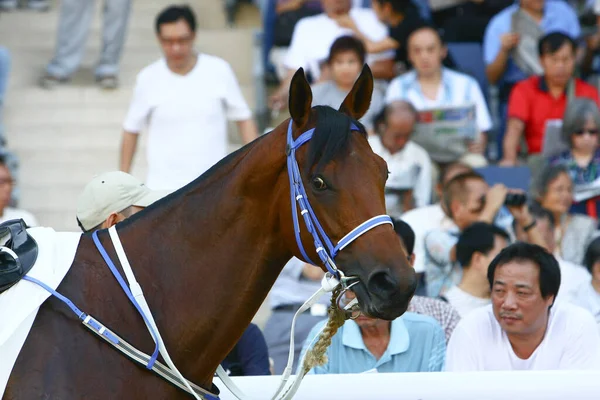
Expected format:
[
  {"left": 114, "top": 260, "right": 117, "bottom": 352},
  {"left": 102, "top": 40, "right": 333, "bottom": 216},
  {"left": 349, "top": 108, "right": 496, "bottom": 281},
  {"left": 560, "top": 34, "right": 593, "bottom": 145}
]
[{"left": 285, "top": 119, "right": 393, "bottom": 311}]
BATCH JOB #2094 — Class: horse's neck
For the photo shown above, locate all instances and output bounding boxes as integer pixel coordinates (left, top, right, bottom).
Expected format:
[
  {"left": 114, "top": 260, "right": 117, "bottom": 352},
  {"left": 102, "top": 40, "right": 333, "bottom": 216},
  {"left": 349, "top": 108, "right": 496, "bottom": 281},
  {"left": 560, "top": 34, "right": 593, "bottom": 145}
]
[{"left": 118, "top": 129, "right": 294, "bottom": 386}]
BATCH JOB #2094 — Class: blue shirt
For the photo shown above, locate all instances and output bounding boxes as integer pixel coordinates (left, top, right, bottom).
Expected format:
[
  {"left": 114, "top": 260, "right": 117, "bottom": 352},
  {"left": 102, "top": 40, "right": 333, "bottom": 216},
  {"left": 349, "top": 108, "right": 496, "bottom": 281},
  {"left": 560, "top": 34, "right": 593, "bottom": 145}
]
[
  {"left": 220, "top": 323, "right": 271, "bottom": 376},
  {"left": 483, "top": 1, "right": 581, "bottom": 86},
  {"left": 299, "top": 312, "right": 446, "bottom": 374}
]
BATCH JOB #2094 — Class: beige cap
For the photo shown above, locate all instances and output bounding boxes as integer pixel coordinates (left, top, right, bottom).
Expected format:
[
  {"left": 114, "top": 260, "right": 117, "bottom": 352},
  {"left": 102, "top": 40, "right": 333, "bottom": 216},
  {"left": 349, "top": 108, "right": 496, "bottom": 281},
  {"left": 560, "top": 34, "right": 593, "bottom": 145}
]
[{"left": 76, "top": 171, "right": 168, "bottom": 231}]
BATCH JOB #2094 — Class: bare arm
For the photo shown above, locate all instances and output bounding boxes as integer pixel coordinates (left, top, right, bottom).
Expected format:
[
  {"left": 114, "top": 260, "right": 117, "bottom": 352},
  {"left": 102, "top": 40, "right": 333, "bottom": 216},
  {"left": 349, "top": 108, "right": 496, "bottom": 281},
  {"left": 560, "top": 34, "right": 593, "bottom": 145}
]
[
  {"left": 236, "top": 119, "right": 259, "bottom": 144},
  {"left": 500, "top": 118, "right": 525, "bottom": 166},
  {"left": 269, "top": 70, "right": 294, "bottom": 110},
  {"left": 370, "top": 59, "right": 396, "bottom": 81},
  {"left": 119, "top": 131, "right": 139, "bottom": 173},
  {"left": 486, "top": 47, "right": 511, "bottom": 84},
  {"left": 276, "top": 0, "right": 305, "bottom": 14}
]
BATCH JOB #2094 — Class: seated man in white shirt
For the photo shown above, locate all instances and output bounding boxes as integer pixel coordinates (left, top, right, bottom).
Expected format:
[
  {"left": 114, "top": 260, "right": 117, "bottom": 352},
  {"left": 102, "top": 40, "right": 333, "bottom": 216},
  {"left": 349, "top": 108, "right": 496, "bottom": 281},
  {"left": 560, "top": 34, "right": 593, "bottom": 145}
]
[
  {"left": 0, "top": 155, "right": 37, "bottom": 227},
  {"left": 368, "top": 100, "right": 432, "bottom": 215},
  {"left": 444, "top": 222, "right": 509, "bottom": 317},
  {"left": 269, "top": 0, "right": 394, "bottom": 110},
  {"left": 119, "top": 5, "right": 258, "bottom": 191},
  {"left": 402, "top": 162, "right": 472, "bottom": 295},
  {"left": 514, "top": 203, "right": 591, "bottom": 304},
  {"left": 385, "top": 25, "right": 492, "bottom": 168},
  {"left": 446, "top": 242, "right": 600, "bottom": 371}
]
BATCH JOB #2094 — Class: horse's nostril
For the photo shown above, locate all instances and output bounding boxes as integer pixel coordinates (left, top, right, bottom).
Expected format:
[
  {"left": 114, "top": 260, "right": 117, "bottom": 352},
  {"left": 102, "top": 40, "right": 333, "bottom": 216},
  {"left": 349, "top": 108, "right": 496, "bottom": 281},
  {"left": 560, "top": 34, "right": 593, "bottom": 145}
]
[{"left": 367, "top": 270, "right": 397, "bottom": 296}]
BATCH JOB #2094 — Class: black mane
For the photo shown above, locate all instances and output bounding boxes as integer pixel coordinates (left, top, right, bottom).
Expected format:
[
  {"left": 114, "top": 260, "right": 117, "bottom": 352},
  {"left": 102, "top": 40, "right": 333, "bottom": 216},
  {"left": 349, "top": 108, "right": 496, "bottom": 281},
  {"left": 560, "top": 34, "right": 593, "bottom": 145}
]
[{"left": 306, "top": 105, "right": 366, "bottom": 172}]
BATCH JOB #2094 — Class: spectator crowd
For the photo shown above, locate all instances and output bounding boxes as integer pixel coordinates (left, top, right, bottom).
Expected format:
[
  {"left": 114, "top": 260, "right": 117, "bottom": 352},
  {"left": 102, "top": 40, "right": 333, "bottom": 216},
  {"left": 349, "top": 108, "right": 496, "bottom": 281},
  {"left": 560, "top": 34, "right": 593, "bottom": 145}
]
[{"left": 2, "top": 0, "right": 600, "bottom": 384}]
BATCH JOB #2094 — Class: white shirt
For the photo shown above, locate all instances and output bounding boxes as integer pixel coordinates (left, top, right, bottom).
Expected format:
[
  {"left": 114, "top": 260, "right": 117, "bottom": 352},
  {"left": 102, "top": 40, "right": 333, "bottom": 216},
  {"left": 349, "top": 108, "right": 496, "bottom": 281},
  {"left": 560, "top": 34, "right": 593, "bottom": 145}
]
[
  {"left": 573, "top": 282, "right": 600, "bottom": 334},
  {"left": 443, "top": 286, "right": 490, "bottom": 318},
  {"left": 445, "top": 303, "right": 600, "bottom": 371},
  {"left": 367, "top": 137, "right": 432, "bottom": 211},
  {"left": 123, "top": 55, "right": 252, "bottom": 191},
  {"left": 555, "top": 257, "right": 592, "bottom": 305},
  {"left": 0, "top": 208, "right": 38, "bottom": 227},
  {"left": 284, "top": 8, "right": 393, "bottom": 80},
  {"left": 385, "top": 68, "right": 493, "bottom": 133},
  {"left": 402, "top": 204, "right": 456, "bottom": 274}
]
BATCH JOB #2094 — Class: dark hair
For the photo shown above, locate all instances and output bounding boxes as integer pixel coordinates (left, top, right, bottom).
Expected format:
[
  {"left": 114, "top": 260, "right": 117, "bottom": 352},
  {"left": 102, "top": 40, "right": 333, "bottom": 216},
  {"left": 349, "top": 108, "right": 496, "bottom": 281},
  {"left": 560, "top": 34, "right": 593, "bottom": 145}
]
[
  {"left": 456, "top": 222, "right": 509, "bottom": 268},
  {"left": 373, "top": 0, "right": 414, "bottom": 14},
  {"left": 407, "top": 23, "right": 444, "bottom": 47},
  {"left": 442, "top": 171, "right": 485, "bottom": 217},
  {"left": 155, "top": 5, "right": 197, "bottom": 34},
  {"left": 327, "top": 35, "right": 366, "bottom": 65},
  {"left": 392, "top": 217, "right": 415, "bottom": 255},
  {"left": 438, "top": 162, "right": 472, "bottom": 186},
  {"left": 538, "top": 31, "right": 576, "bottom": 57},
  {"left": 487, "top": 242, "right": 561, "bottom": 303},
  {"left": 583, "top": 236, "right": 600, "bottom": 274}
]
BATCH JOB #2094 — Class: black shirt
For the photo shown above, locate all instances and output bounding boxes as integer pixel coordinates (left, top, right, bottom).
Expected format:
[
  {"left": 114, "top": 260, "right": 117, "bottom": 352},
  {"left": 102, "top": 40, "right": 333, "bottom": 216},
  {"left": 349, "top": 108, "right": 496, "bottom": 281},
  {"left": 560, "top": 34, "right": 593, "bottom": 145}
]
[{"left": 388, "top": 6, "right": 427, "bottom": 66}]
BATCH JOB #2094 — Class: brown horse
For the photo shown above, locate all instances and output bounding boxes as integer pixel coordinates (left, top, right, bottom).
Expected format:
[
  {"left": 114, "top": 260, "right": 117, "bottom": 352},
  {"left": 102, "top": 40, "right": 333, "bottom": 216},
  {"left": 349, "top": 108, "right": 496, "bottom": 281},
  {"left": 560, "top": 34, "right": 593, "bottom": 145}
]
[{"left": 5, "top": 66, "right": 416, "bottom": 399}]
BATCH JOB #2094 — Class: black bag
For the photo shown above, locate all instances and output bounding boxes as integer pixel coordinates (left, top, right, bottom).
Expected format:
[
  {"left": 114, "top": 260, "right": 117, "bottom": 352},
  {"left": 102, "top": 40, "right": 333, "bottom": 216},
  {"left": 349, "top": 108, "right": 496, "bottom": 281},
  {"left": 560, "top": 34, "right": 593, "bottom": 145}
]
[{"left": 273, "top": 6, "right": 321, "bottom": 47}]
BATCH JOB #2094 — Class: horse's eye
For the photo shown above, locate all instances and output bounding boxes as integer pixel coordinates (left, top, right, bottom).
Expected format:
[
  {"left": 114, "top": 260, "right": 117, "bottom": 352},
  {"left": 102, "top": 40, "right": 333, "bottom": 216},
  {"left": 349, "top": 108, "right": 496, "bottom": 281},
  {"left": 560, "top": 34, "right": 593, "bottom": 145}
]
[{"left": 312, "top": 176, "right": 328, "bottom": 191}]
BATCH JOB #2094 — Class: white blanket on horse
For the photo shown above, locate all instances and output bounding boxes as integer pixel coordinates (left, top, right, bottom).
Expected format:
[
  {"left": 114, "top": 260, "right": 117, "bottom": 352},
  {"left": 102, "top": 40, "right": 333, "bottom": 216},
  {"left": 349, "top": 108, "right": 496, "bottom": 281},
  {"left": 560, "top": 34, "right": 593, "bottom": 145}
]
[{"left": 0, "top": 227, "right": 81, "bottom": 397}]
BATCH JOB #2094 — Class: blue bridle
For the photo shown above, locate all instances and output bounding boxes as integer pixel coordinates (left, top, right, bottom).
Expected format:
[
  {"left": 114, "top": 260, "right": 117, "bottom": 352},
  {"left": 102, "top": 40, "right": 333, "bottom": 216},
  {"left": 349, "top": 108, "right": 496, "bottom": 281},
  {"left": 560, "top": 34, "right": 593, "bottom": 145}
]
[{"left": 285, "top": 119, "right": 393, "bottom": 282}]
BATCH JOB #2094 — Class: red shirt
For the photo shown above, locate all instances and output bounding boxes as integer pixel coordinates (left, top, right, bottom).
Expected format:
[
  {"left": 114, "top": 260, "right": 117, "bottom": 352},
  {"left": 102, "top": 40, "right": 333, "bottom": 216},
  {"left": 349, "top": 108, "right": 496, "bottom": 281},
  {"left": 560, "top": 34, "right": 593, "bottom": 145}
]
[{"left": 507, "top": 76, "right": 600, "bottom": 154}]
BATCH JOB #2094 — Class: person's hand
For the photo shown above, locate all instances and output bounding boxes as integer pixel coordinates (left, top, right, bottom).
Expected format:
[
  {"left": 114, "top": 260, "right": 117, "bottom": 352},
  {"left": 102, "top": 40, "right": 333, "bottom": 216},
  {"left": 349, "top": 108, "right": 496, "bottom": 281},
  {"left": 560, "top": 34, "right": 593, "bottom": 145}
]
[
  {"left": 268, "top": 89, "right": 287, "bottom": 111},
  {"left": 467, "top": 140, "right": 485, "bottom": 154},
  {"left": 505, "top": 190, "right": 533, "bottom": 226},
  {"left": 500, "top": 33, "right": 520, "bottom": 52},
  {"left": 301, "top": 263, "right": 325, "bottom": 281},
  {"left": 334, "top": 14, "right": 357, "bottom": 30},
  {"left": 484, "top": 184, "right": 508, "bottom": 214},
  {"left": 498, "top": 158, "right": 517, "bottom": 167}
]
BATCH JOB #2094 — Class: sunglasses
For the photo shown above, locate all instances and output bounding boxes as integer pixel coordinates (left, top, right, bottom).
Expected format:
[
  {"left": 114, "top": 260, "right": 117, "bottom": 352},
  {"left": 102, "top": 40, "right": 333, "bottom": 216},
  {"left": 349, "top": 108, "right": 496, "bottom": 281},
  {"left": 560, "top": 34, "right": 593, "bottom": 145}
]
[{"left": 573, "top": 128, "right": 599, "bottom": 136}]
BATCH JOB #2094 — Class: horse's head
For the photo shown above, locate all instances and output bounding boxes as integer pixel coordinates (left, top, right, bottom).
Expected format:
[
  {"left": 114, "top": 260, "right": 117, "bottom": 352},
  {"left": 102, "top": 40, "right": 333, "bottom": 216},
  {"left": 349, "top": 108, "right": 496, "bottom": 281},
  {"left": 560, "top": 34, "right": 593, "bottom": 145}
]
[{"left": 278, "top": 66, "right": 417, "bottom": 320}]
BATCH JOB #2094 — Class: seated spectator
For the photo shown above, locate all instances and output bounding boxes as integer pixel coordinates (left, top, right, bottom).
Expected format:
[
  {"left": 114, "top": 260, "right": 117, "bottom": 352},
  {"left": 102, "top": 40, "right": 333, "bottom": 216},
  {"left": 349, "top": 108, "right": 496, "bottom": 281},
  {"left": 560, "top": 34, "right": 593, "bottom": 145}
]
[
  {"left": 311, "top": 36, "right": 384, "bottom": 134},
  {"left": 334, "top": 0, "right": 426, "bottom": 73},
  {"left": 0, "top": 155, "right": 37, "bottom": 227},
  {"left": 484, "top": 0, "right": 581, "bottom": 158},
  {"left": 393, "top": 217, "right": 461, "bottom": 342},
  {"left": 446, "top": 242, "right": 600, "bottom": 371},
  {"left": 424, "top": 171, "right": 544, "bottom": 298},
  {"left": 430, "top": 0, "right": 513, "bottom": 43},
  {"left": 263, "top": 257, "right": 331, "bottom": 374},
  {"left": 368, "top": 101, "right": 432, "bottom": 215},
  {"left": 220, "top": 322, "right": 271, "bottom": 376},
  {"left": 402, "top": 162, "right": 472, "bottom": 292},
  {"left": 300, "top": 291, "right": 446, "bottom": 374},
  {"left": 548, "top": 98, "right": 600, "bottom": 220},
  {"left": 444, "top": 222, "right": 510, "bottom": 317},
  {"left": 385, "top": 26, "right": 492, "bottom": 169},
  {"left": 574, "top": 236, "right": 600, "bottom": 331},
  {"left": 532, "top": 164, "right": 597, "bottom": 265},
  {"left": 76, "top": 171, "right": 270, "bottom": 375},
  {"left": 515, "top": 203, "right": 591, "bottom": 304},
  {"left": 269, "top": 0, "right": 394, "bottom": 109},
  {"left": 500, "top": 32, "right": 600, "bottom": 167}
]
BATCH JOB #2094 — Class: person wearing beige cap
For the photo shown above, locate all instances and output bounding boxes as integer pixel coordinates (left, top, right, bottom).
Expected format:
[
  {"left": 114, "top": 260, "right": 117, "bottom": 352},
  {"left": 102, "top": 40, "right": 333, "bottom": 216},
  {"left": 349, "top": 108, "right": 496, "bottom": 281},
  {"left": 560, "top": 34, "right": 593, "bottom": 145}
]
[{"left": 76, "top": 171, "right": 168, "bottom": 232}]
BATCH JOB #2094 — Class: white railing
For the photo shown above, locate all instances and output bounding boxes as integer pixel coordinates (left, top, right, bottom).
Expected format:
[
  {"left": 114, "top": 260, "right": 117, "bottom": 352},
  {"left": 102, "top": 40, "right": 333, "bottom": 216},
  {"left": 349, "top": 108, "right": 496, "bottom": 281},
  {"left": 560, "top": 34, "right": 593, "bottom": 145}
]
[{"left": 215, "top": 370, "right": 600, "bottom": 400}]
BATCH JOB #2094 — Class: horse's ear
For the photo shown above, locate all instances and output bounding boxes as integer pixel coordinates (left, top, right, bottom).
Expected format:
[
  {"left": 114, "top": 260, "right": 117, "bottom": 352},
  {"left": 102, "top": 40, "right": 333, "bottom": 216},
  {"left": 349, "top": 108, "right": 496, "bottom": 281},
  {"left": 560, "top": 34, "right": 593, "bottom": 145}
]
[
  {"left": 288, "top": 68, "right": 313, "bottom": 128},
  {"left": 339, "top": 64, "right": 373, "bottom": 120}
]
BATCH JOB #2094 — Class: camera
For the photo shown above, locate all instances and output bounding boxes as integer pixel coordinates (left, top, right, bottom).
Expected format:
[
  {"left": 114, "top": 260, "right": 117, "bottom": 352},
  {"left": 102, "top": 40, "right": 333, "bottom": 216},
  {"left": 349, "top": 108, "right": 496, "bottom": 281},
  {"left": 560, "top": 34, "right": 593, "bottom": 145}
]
[{"left": 504, "top": 192, "right": 527, "bottom": 207}]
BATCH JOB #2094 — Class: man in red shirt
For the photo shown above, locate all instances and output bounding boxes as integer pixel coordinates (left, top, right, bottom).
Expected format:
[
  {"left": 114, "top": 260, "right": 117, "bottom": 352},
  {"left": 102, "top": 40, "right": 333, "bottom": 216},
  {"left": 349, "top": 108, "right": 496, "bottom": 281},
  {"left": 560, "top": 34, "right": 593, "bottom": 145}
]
[{"left": 500, "top": 32, "right": 600, "bottom": 166}]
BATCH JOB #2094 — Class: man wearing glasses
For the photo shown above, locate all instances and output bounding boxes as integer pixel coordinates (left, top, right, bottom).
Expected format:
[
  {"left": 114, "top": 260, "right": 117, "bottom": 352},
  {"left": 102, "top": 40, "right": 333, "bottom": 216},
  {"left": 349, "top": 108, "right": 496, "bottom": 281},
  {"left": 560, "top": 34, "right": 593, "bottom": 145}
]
[{"left": 119, "top": 5, "right": 259, "bottom": 192}]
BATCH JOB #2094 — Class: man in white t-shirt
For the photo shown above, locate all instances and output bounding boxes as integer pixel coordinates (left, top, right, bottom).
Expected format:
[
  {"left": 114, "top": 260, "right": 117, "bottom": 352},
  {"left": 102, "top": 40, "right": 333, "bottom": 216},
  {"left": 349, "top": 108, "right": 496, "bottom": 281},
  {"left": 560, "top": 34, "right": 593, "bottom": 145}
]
[
  {"left": 368, "top": 100, "right": 432, "bottom": 215},
  {"left": 446, "top": 242, "right": 600, "bottom": 371},
  {"left": 0, "top": 155, "right": 37, "bottom": 227},
  {"left": 269, "top": 0, "right": 394, "bottom": 110},
  {"left": 119, "top": 5, "right": 258, "bottom": 191},
  {"left": 444, "top": 222, "right": 509, "bottom": 317}
]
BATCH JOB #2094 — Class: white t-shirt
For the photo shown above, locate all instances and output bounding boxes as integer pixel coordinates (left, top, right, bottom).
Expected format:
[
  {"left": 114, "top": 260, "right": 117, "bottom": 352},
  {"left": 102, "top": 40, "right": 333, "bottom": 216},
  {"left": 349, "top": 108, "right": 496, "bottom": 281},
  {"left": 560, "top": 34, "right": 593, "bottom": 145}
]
[
  {"left": 367, "top": 137, "right": 432, "bottom": 211},
  {"left": 573, "top": 281, "right": 600, "bottom": 334},
  {"left": 555, "top": 257, "right": 592, "bottom": 305},
  {"left": 123, "top": 55, "right": 252, "bottom": 191},
  {"left": 0, "top": 207, "right": 38, "bottom": 227},
  {"left": 284, "top": 8, "right": 393, "bottom": 80},
  {"left": 443, "top": 285, "right": 490, "bottom": 318},
  {"left": 445, "top": 303, "right": 600, "bottom": 371}
]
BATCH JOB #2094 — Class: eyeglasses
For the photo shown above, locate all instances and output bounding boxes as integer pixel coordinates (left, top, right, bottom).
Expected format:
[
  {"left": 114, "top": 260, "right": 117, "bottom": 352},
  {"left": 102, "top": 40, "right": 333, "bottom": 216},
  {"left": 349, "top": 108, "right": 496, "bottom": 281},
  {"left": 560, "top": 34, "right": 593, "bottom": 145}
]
[{"left": 573, "top": 128, "right": 599, "bottom": 136}]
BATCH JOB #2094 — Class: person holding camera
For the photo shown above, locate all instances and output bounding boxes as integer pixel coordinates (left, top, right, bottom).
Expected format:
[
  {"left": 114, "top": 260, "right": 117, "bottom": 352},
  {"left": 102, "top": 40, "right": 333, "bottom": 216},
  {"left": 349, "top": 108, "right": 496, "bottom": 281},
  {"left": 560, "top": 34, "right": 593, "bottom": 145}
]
[{"left": 423, "top": 171, "right": 546, "bottom": 298}]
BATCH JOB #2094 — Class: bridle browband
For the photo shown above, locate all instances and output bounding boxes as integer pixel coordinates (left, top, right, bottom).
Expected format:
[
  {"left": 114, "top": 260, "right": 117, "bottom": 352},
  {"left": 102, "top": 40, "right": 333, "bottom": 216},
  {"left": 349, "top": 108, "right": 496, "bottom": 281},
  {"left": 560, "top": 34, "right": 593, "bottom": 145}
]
[{"left": 285, "top": 119, "right": 393, "bottom": 290}]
